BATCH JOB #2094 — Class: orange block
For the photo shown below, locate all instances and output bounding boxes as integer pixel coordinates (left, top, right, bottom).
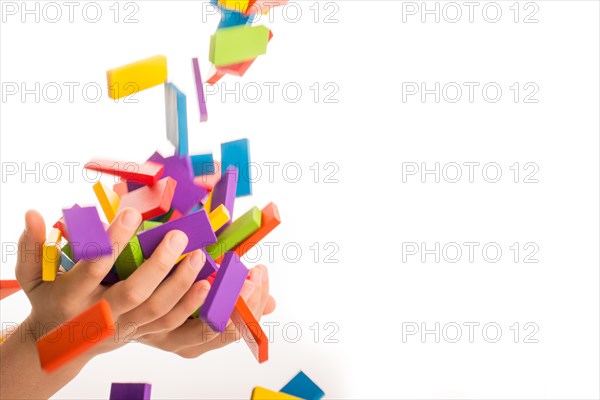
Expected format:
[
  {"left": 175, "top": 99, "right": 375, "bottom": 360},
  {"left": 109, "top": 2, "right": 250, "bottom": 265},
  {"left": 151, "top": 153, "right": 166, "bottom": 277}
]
[
  {"left": 0, "top": 280, "right": 21, "bottom": 300},
  {"left": 231, "top": 296, "right": 268, "bottom": 363},
  {"left": 216, "top": 202, "right": 280, "bottom": 263},
  {"left": 37, "top": 299, "right": 115, "bottom": 373}
]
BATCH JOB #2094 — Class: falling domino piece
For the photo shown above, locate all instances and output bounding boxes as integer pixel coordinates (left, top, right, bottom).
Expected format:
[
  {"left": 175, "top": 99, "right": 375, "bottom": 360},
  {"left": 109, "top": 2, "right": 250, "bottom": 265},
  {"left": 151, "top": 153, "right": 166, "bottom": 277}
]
[
  {"left": 62, "top": 206, "right": 112, "bottom": 262},
  {"left": 165, "top": 83, "right": 189, "bottom": 157},
  {"left": 280, "top": 371, "right": 325, "bottom": 400},
  {"left": 209, "top": 25, "right": 270, "bottom": 67},
  {"left": 217, "top": 0, "right": 252, "bottom": 13},
  {"left": 42, "top": 228, "right": 62, "bottom": 281},
  {"left": 137, "top": 210, "right": 217, "bottom": 259},
  {"left": 53, "top": 204, "right": 81, "bottom": 240},
  {"left": 37, "top": 299, "right": 115, "bottom": 373},
  {"left": 192, "top": 58, "right": 209, "bottom": 122},
  {"left": 216, "top": 202, "right": 280, "bottom": 263},
  {"left": 191, "top": 154, "right": 215, "bottom": 176},
  {"left": 0, "top": 280, "right": 21, "bottom": 300},
  {"left": 61, "top": 251, "right": 75, "bottom": 272},
  {"left": 244, "top": 0, "right": 288, "bottom": 16},
  {"left": 195, "top": 161, "right": 222, "bottom": 192},
  {"left": 93, "top": 181, "right": 121, "bottom": 223},
  {"left": 199, "top": 252, "right": 248, "bottom": 332},
  {"left": 110, "top": 383, "right": 152, "bottom": 400},
  {"left": 85, "top": 159, "right": 164, "bottom": 186},
  {"left": 209, "top": 31, "right": 272, "bottom": 82},
  {"left": 113, "top": 181, "right": 129, "bottom": 197},
  {"left": 209, "top": 204, "right": 231, "bottom": 232},
  {"left": 211, "top": 166, "right": 238, "bottom": 235},
  {"left": 207, "top": 207, "right": 261, "bottom": 260},
  {"left": 196, "top": 250, "right": 219, "bottom": 281},
  {"left": 221, "top": 138, "right": 252, "bottom": 197},
  {"left": 107, "top": 55, "right": 167, "bottom": 100},
  {"left": 203, "top": 191, "right": 214, "bottom": 213},
  {"left": 251, "top": 387, "right": 301, "bottom": 400},
  {"left": 117, "top": 177, "right": 177, "bottom": 220},
  {"left": 115, "top": 236, "right": 145, "bottom": 280},
  {"left": 231, "top": 296, "right": 268, "bottom": 363}
]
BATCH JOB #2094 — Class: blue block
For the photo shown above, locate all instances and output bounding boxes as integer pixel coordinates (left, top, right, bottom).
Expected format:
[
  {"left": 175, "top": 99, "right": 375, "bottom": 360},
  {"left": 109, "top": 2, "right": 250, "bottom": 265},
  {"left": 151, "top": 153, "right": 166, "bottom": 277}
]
[
  {"left": 191, "top": 153, "right": 215, "bottom": 176},
  {"left": 165, "top": 83, "right": 188, "bottom": 157},
  {"left": 61, "top": 251, "right": 75, "bottom": 272},
  {"left": 218, "top": 8, "right": 253, "bottom": 29},
  {"left": 221, "top": 138, "right": 251, "bottom": 197},
  {"left": 280, "top": 371, "right": 325, "bottom": 400}
]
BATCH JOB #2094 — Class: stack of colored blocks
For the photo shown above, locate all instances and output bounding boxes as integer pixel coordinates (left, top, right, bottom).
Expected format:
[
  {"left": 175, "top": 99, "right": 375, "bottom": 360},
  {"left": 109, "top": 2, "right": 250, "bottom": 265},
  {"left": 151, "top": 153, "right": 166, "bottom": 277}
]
[{"left": 252, "top": 371, "right": 325, "bottom": 400}]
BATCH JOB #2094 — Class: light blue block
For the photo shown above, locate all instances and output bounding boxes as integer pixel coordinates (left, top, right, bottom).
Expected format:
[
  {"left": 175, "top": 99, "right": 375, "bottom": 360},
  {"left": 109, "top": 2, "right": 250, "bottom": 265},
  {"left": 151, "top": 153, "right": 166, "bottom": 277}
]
[
  {"left": 219, "top": 8, "right": 253, "bottom": 29},
  {"left": 191, "top": 153, "right": 215, "bottom": 176},
  {"left": 221, "top": 138, "right": 251, "bottom": 197},
  {"left": 165, "top": 83, "right": 189, "bottom": 157},
  {"left": 61, "top": 251, "right": 75, "bottom": 272},
  {"left": 280, "top": 371, "right": 325, "bottom": 400}
]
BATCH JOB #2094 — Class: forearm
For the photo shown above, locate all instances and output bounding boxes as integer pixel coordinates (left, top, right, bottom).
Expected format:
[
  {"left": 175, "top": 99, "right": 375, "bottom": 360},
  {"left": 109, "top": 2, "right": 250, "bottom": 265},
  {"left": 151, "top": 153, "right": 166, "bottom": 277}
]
[{"left": 0, "top": 316, "right": 90, "bottom": 400}]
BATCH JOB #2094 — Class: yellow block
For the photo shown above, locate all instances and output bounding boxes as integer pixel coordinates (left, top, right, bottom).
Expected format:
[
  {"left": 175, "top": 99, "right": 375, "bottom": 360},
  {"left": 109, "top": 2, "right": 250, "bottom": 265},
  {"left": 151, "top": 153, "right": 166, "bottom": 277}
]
[
  {"left": 217, "top": 0, "right": 251, "bottom": 12},
  {"left": 93, "top": 181, "right": 121, "bottom": 223},
  {"left": 42, "top": 229, "right": 62, "bottom": 281},
  {"left": 107, "top": 55, "right": 168, "bottom": 100},
  {"left": 251, "top": 387, "right": 301, "bottom": 400},
  {"left": 203, "top": 191, "right": 213, "bottom": 214},
  {"left": 209, "top": 204, "right": 230, "bottom": 232}
]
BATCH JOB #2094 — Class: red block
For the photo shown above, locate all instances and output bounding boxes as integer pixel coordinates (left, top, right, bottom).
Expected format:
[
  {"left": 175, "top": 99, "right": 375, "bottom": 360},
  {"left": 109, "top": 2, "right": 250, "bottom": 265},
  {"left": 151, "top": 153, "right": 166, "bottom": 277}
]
[
  {"left": 85, "top": 159, "right": 164, "bottom": 186},
  {"left": 113, "top": 181, "right": 129, "bottom": 197},
  {"left": 0, "top": 280, "right": 21, "bottom": 300},
  {"left": 118, "top": 177, "right": 177, "bottom": 220}
]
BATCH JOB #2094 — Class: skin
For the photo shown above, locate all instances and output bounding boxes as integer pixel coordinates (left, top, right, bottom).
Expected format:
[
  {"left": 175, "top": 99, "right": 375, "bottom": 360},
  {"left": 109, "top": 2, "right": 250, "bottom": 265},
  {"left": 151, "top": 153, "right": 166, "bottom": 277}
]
[{"left": 0, "top": 209, "right": 275, "bottom": 399}]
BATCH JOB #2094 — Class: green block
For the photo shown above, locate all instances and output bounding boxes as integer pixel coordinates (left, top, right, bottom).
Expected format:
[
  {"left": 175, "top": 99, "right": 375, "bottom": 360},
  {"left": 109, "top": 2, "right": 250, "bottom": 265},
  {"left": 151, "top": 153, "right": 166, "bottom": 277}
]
[
  {"left": 206, "top": 206, "right": 261, "bottom": 259},
  {"left": 62, "top": 243, "right": 73, "bottom": 260},
  {"left": 115, "top": 236, "right": 144, "bottom": 280},
  {"left": 137, "top": 220, "right": 162, "bottom": 233},
  {"left": 209, "top": 25, "right": 270, "bottom": 67}
]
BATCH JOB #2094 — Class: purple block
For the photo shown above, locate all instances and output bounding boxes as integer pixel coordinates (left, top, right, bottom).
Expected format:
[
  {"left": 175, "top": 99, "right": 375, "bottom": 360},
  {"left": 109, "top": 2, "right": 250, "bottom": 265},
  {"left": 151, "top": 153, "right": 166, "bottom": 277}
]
[
  {"left": 199, "top": 252, "right": 248, "bottom": 332},
  {"left": 137, "top": 210, "right": 217, "bottom": 259},
  {"left": 192, "top": 58, "right": 208, "bottom": 122},
  {"left": 149, "top": 152, "right": 207, "bottom": 214},
  {"left": 62, "top": 206, "right": 112, "bottom": 262},
  {"left": 211, "top": 166, "right": 238, "bottom": 236},
  {"left": 196, "top": 250, "right": 218, "bottom": 282},
  {"left": 110, "top": 383, "right": 152, "bottom": 400},
  {"left": 101, "top": 269, "right": 120, "bottom": 285}
]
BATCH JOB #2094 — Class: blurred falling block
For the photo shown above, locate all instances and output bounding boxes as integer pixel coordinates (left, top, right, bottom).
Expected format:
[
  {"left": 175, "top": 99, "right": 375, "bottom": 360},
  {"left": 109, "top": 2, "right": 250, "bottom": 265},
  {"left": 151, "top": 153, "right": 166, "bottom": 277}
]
[
  {"left": 207, "top": 206, "right": 261, "bottom": 260},
  {"left": 0, "top": 280, "right": 21, "bottom": 300},
  {"left": 115, "top": 236, "right": 144, "bottom": 280},
  {"left": 199, "top": 252, "right": 248, "bottom": 332},
  {"left": 231, "top": 296, "right": 268, "bottom": 363},
  {"left": 245, "top": 0, "right": 288, "bottom": 15},
  {"left": 218, "top": 7, "right": 253, "bottom": 29},
  {"left": 61, "top": 251, "right": 75, "bottom": 272},
  {"left": 211, "top": 166, "right": 238, "bottom": 235},
  {"left": 251, "top": 387, "right": 301, "bottom": 400},
  {"left": 216, "top": 202, "right": 280, "bottom": 263},
  {"left": 217, "top": 0, "right": 251, "bottom": 13},
  {"left": 118, "top": 177, "right": 177, "bottom": 220},
  {"left": 85, "top": 159, "right": 164, "bottom": 186},
  {"left": 110, "top": 383, "right": 152, "bottom": 400},
  {"left": 195, "top": 161, "right": 222, "bottom": 192},
  {"left": 280, "top": 371, "right": 325, "bottom": 400},
  {"left": 202, "top": 191, "right": 214, "bottom": 213},
  {"left": 209, "top": 204, "right": 231, "bottom": 232},
  {"left": 192, "top": 58, "right": 209, "bottom": 122},
  {"left": 191, "top": 154, "right": 215, "bottom": 176},
  {"left": 137, "top": 210, "right": 217, "bottom": 259},
  {"left": 63, "top": 206, "right": 112, "bottom": 262},
  {"left": 207, "top": 69, "right": 227, "bottom": 85},
  {"left": 211, "top": 31, "right": 272, "bottom": 80},
  {"left": 209, "top": 25, "right": 270, "bottom": 67},
  {"left": 113, "top": 181, "right": 129, "bottom": 197},
  {"left": 222, "top": 138, "right": 251, "bottom": 197},
  {"left": 53, "top": 204, "right": 80, "bottom": 240},
  {"left": 93, "top": 181, "right": 121, "bottom": 223},
  {"left": 42, "top": 228, "right": 63, "bottom": 281},
  {"left": 107, "top": 55, "right": 167, "bottom": 100},
  {"left": 37, "top": 299, "right": 115, "bottom": 373},
  {"left": 165, "top": 83, "right": 189, "bottom": 157}
]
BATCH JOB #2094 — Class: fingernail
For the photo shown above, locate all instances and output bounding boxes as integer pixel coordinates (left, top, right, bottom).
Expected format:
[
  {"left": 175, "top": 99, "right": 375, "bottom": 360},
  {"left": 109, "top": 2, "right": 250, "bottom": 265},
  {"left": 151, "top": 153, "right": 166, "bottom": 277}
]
[
  {"left": 168, "top": 231, "right": 188, "bottom": 250},
  {"left": 189, "top": 251, "right": 204, "bottom": 270},
  {"left": 122, "top": 209, "right": 141, "bottom": 228}
]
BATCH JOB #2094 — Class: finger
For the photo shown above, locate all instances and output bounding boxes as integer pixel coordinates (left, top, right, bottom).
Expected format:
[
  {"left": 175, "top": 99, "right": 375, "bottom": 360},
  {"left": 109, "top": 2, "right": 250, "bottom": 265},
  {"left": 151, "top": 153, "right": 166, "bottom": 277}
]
[
  {"left": 255, "top": 265, "right": 270, "bottom": 317},
  {"left": 264, "top": 296, "right": 276, "bottom": 315},
  {"left": 62, "top": 208, "right": 141, "bottom": 298},
  {"left": 244, "top": 267, "right": 263, "bottom": 316},
  {"left": 15, "top": 210, "right": 46, "bottom": 292},
  {"left": 103, "top": 230, "right": 188, "bottom": 316},
  {"left": 134, "top": 280, "right": 210, "bottom": 337},
  {"left": 119, "top": 250, "right": 205, "bottom": 327}
]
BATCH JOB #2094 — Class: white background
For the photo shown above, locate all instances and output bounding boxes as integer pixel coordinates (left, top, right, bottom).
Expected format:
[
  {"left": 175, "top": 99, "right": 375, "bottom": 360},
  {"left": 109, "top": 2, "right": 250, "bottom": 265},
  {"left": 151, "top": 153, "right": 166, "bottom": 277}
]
[{"left": 1, "top": 1, "right": 599, "bottom": 399}]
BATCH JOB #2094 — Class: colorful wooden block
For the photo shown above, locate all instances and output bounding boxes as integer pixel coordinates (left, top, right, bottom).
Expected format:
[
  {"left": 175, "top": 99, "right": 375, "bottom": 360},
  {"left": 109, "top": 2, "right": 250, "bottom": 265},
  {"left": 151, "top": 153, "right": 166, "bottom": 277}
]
[
  {"left": 101, "top": 269, "right": 120, "bottom": 286},
  {"left": 245, "top": 0, "right": 288, "bottom": 16},
  {"left": 0, "top": 280, "right": 21, "bottom": 300},
  {"left": 219, "top": 7, "right": 253, "bottom": 29},
  {"left": 192, "top": 58, "right": 209, "bottom": 122},
  {"left": 207, "top": 207, "right": 261, "bottom": 259},
  {"left": 207, "top": 69, "right": 227, "bottom": 85},
  {"left": 115, "top": 236, "right": 144, "bottom": 280},
  {"left": 280, "top": 371, "right": 325, "bottom": 400},
  {"left": 221, "top": 138, "right": 251, "bottom": 197},
  {"left": 251, "top": 387, "right": 301, "bottom": 400},
  {"left": 199, "top": 252, "right": 248, "bottom": 332},
  {"left": 42, "top": 228, "right": 62, "bottom": 282},
  {"left": 202, "top": 191, "right": 214, "bottom": 213},
  {"left": 117, "top": 177, "right": 176, "bottom": 220},
  {"left": 196, "top": 250, "right": 219, "bottom": 281},
  {"left": 110, "top": 383, "right": 152, "bottom": 400},
  {"left": 231, "top": 296, "right": 268, "bottom": 363},
  {"left": 93, "top": 181, "right": 121, "bottom": 223},
  {"left": 194, "top": 161, "right": 222, "bottom": 192},
  {"left": 107, "top": 55, "right": 167, "bottom": 100},
  {"left": 53, "top": 204, "right": 81, "bottom": 241},
  {"left": 37, "top": 299, "right": 115, "bottom": 373},
  {"left": 217, "top": 0, "right": 251, "bottom": 13},
  {"left": 85, "top": 159, "right": 164, "bottom": 186},
  {"left": 191, "top": 154, "right": 215, "bottom": 176},
  {"left": 209, "top": 25, "right": 270, "bottom": 67},
  {"left": 113, "top": 181, "right": 129, "bottom": 197},
  {"left": 62, "top": 206, "right": 112, "bottom": 262},
  {"left": 165, "top": 83, "right": 189, "bottom": 157},
  {"left": 148, "top": 153, "right": 207, "bottom": 214},
  {"left": 211, "top": 166, "right": 238, "bottom": 235},
  {"left": 137, "top": 210, "right": 217, "bottom": 259},
  {"left": 217, "top": 202, "right": 280, "bottom": 263},
  {"left": 209, "top": 204, "right": 231, "bottom": 232},
  {"left": 61, "top": 251, "right": 75, "bottom": 272}
]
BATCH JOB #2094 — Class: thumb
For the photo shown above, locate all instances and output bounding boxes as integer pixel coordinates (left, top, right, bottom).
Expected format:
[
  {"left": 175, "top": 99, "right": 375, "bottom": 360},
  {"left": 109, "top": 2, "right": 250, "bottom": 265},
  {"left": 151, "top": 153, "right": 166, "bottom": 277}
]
[{"left": 15, "top": 210, "right": 47, "bottom": 293}]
